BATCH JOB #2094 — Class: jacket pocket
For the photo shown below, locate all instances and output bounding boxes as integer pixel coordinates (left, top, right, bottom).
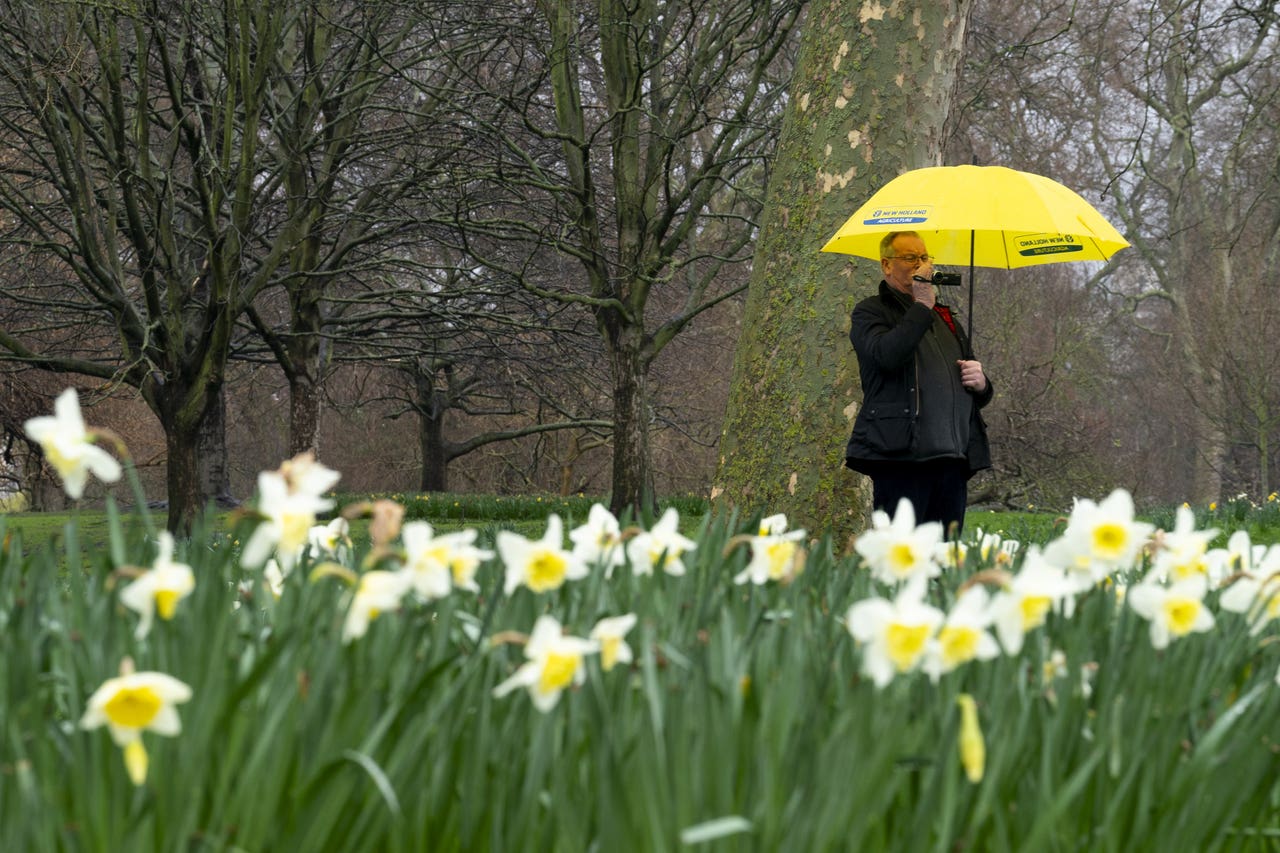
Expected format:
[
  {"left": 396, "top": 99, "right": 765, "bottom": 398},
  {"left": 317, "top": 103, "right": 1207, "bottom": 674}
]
[{"left": 863, "top": 403, "right": 915, "bottom": 453}]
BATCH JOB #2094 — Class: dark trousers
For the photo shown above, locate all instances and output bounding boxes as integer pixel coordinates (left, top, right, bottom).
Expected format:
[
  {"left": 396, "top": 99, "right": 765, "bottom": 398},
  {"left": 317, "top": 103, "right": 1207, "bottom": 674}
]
[{"left": 869, "top": 459, "right": 970, "bottom": 538}]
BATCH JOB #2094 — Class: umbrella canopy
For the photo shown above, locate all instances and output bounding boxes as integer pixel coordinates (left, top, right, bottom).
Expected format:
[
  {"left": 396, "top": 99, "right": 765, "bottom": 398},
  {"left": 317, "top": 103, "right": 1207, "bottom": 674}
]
[{"left": 820, "top": 164, "right": 1129, "bottom": 268}]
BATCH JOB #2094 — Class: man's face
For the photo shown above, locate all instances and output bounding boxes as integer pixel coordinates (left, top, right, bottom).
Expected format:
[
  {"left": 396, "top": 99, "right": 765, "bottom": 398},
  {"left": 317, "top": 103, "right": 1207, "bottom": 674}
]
[{"left": 880, "top": 234, "right": 931, "bottom": 295}]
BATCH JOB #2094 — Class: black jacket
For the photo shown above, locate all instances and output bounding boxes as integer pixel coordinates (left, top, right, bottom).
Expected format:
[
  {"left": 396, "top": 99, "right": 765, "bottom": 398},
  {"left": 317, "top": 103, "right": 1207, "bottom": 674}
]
[{"left": 844, "top": 281, "right": 993, "bottom": 475}]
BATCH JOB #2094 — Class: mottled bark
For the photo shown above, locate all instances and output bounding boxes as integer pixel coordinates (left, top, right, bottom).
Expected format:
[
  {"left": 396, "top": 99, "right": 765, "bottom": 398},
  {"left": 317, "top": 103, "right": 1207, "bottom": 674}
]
[{"left": 715, "top": 0, "right": 974, "bottom": 537}]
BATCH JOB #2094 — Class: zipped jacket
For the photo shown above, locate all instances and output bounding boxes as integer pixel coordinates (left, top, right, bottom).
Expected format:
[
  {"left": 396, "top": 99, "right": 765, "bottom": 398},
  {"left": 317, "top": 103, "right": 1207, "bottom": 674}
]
[{"left": 844, "top": 281, "right": 993, "bottom": 475}]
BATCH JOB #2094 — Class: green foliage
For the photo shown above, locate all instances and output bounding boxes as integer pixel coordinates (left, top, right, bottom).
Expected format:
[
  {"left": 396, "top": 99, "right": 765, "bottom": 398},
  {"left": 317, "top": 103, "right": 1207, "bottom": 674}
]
[{"left": 2, "top": 497, "right": 1279, "bottom": 850}]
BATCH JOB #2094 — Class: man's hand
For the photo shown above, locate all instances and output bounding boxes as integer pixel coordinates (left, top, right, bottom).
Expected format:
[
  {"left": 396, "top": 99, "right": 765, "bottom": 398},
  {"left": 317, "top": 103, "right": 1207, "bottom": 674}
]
[
  {"left": 910, "top": 265, "right": 936, "bottom": 308},
  {"left": 957, "top": 360, "right": 987, "bottom": 393}
]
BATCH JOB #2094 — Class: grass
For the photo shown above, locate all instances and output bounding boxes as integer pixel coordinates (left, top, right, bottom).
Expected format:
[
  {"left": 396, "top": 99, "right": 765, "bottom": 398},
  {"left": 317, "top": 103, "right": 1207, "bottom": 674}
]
[{"left": 3, "top": 489, "right": 1280, "bottom": 850}]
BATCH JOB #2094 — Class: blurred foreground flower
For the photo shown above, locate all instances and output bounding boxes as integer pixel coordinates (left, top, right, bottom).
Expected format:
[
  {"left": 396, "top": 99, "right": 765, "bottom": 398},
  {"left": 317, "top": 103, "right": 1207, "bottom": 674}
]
[
  {"left": 989, "top": 547, "right": 1075, "bottom": 655},
  {"left": 499, "top": 515, "right": 588, "bottom": 594},
  {"left": 956, "top": 694, "right": 985, "bottom": 783},
  {"left": 626, "top": 508, "right": 697, "bottom": 576},
  {"left": 844, "top": 580, "right": 944, "bottom": 688},
  {"left": 732, "top": 514, "right": 806, "bottom": 585},
  {"left": 1219, "top": 547, "right": 1280, "bottom": 635},
  {"left": 80, "top": 659, "right": 192, "bottom": 786},
  {"left": 493, "top": 614, "right": 598, "bottom": 711},
  {"left": 590, "top": 613, "right": 637, "bottom": 671},
  {"left": 1127, "top": 575, "right": 1215, "bottom": 649},
  {"left": 241, "top": 453, "right": 341, "bottom": 571},
  {"left": 308, "top": 517, "right": 352, "bottom": 562},
  {"left": 400, "top": 522, "right": 494, "bottom": 599},
  {"left": 922, "top": 586, "right": 999, "bottom": 682},
  {"left": 854, "top": 498, "right": 943, "bottom": 586},
  {"left": 23, "top": 388, "right": 122, "bottom": 500},
  {"left": 569, "top": 504, "right": 626, "bottom": 575},
  {"left": 342, "top": 570, "right": 411, "bottom": 644},
  {"left": 1148, "top": 505, "right": 1219, "bottom": 582},
  {"left": 1044, "top": 489, "right": 1154, "bottom": 589},
  {"left": 119, "top": 532, "right": 195, "bottom": 639}
]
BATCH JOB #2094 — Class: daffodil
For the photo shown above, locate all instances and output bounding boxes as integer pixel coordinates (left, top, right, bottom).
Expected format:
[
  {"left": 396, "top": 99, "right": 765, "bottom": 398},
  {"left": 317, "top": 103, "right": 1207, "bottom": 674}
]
[
  {"left": 398, "top": 522, "right": 493, "bottom": 599},
  {"left": 240, "top": 455, "right": 340, "bottom": 571},
  {"left": 1127, "top": 575, "right": 1215, "bottom": 649},
  {"left": 307, "top": 517, "right": 352, "bottom": 562},
  {"left": 492, "top": 614, "right": 598, "bottom": 711},
  {"left": 436, "top": 529, "right": 492, "bottom": 594},
  {"left": 956, "top": 694, "right": 985, "bottom": 783},
  {"left": 23, "top": 388, "right": 122, "bottom": 500},
  {"left": 498, "top": 514, "right": 589, "bottom": 594},
  {"left": 569, "top": 504, "right": 626, "bottom": 575},
  {"left": 934, "top": 540, "right": 968, "bottom": 571},
  {"left": 342, "top": 570, "right": 410, "bottom": 644},
  {"left": 1042, "top": 489, "right": 1155, "bottom": 589},
  {"left": 80, "top": 663, "right": 192, "bottom": 786},
  {"left": 844, "top": 579, "right": 944, "bottom": 688},
  {"left": 119, "top": 532, "right": 195, "bottom": 639},
  {"left": 590, "top": 613, "right": 637, "bottom": 671},
  {"left": 626, "top": 508, "right": 697, "bottom": 576},
  {"left": 989, "top": 546, "right": 1075, "bottom": 655},
  {"left": 1218, "top": 544, "right": 1280, "bottom": 635},
  {"left": 921, "top": 586, "right": 1000, "bottom": 682},
  {"left": 733, "top": 514, "right": 806, "bottom": 585},
  {"left": 1148, "top": 505, "right": 1219, "bottom": 582},
  {"left": 853, "top": 498, "right": 944, "bottom": 587}
]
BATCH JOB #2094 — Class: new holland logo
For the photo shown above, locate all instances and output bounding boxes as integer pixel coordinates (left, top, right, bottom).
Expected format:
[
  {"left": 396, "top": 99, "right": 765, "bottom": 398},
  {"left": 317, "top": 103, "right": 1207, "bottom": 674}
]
[
  {"left": 1016, "top": 234, "right": 1083, "bottom": 256},
  {"left": 862, "top": 206, "right": 930, "bottom": 226}
]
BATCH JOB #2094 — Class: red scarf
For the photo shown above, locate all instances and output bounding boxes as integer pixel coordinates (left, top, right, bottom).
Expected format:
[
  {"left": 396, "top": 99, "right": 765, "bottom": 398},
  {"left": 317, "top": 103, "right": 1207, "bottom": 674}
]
[{"left": 933, "top": 304, "right": 957, "bottom": 336}]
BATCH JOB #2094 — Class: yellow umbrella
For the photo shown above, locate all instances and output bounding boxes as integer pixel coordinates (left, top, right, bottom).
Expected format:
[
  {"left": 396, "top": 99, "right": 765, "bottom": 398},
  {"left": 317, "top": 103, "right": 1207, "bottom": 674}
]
[{"left": 821, "top": 164, "right": 1129, "bottom": 340}]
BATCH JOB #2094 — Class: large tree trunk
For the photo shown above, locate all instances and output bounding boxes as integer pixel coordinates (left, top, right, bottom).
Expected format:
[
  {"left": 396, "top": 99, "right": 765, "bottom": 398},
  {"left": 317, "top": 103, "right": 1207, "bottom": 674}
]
[
  {"left": 287, "top": 280, "right": 325, "bottom": 459},
  {"left": 197, "top": 383, "right": 234, "bottom": 507},
  {"left": 607, "top": 336, "right": 655, "bottom": 519},
  {"left": 157, "top": 382, "right": 214, "bottom": 534},
  {"left": 715, "top": 0, "right": 974, "bottom": 537}
]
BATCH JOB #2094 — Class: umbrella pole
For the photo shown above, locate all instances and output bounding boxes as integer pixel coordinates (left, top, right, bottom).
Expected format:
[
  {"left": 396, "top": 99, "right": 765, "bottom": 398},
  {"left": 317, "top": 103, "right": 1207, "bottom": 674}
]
[{"left": 967, "top": 230, "right": 975, "bottom": 358}]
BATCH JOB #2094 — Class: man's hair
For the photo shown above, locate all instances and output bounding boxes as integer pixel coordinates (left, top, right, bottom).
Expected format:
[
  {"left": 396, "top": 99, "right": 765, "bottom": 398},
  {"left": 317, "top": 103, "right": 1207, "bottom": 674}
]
[{"left": 879, "top": 231, "right": 920, "bottom": 258}]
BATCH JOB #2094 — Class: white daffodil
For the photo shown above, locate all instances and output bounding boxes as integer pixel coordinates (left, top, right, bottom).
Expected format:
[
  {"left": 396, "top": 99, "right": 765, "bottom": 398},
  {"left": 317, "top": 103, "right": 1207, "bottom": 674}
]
[
  {"left": 397, "top": 522, "right": 492, "bottom": 599},
  {"left": 80, "top": 665, "right": 193, "bottom": 786},
  {"left": 399, "top": 521, "right": 453, "bottom": 601},
  {"left": 935, "top": 540, "right": 968, "bottom": 571},
  {"left": 262, "top": 558, "right": 287, "bottom": 599},
  {"left": 436, "top": 529, "right": 492, "bottom": 594},
  {"left": 977, "top": 530, "right": 1019, "bottom": 566},
  {"left": 498, "top": 514, "right": 588, "bottom": 595},
  {"left": 569, "top": 504, "right": 626, "bottom": 575},
  {"left": 240, "top": 458, "right": 340, "bottom": 571},
  {"left": 119, "top": 532, "right": 195, "bottom": 639},
  {"left": 1218, "top": 544, "right": 1280, "bottom": 635},
  {"left": 307, "top": 517, "right": 352, "bottom": 562},
  {"left": 844, "top": 580, "right": 944, "bottom": 688},
  {"left": 734, "top": 515, "right": 806, "bottom": 585},
  {"left": 1127, "top": 574, "right": 1215, "bottom": 649},
  {"left": 989, "top": 546, "right": 1076, "bottom": 655},
  {"left": 1148, "top": 505, "right": 1219, "bottom": 583},
  {"left": 625, "top": 508, "right": 697, "bottom": 577},
  {"left": 492, "top": 614, "right": 598, "bottom": 711},
  {"left": 590, "top": 613, "right": 638, "bottom": 672},
  {"left": 1042, "top": 489, "right": 1155, "bottom": 589},
  {"left": 23, "top": 388, "right": 122, "bottom": 500},
  {"left": 1211, "top": 529, "right": 1270, "bottom": 578},
  {"left": 341, "top": 570, "right": 410, "bottom": 644},
  {"left": 921, "top": 585, "right": 1000, "bottom": 683},
  {"left": 854, "top": 498, "right": 944, "bottom": 587}
]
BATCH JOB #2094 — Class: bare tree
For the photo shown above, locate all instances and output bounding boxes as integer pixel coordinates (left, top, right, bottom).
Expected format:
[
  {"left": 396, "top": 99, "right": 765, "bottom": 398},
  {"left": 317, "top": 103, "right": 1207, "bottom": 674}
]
[
  {"left": 0, "top": 0, "right": 466, "bottom": 527},
  {"left": 434, "top": 0, "right": 803, "bottom": 517}
]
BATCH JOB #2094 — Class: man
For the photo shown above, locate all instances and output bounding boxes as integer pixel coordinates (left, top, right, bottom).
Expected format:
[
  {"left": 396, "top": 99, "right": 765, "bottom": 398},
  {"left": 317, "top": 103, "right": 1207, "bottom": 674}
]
[{"left": 844, "top": 231, "right": 993, "bottom": 535}]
